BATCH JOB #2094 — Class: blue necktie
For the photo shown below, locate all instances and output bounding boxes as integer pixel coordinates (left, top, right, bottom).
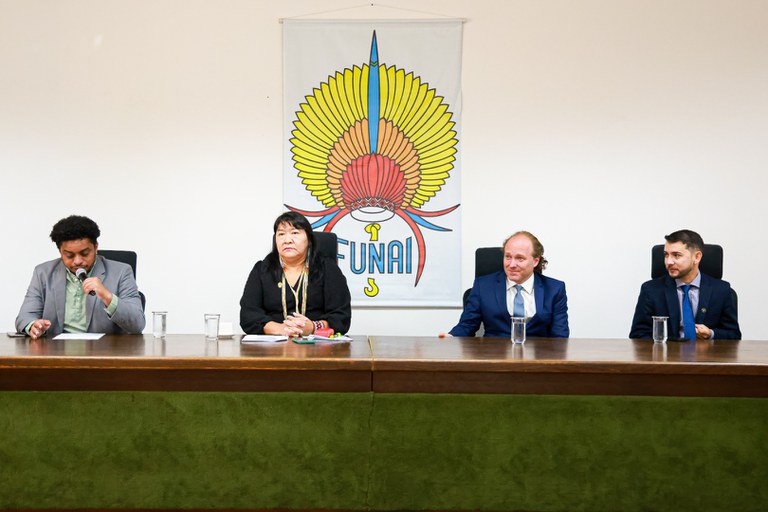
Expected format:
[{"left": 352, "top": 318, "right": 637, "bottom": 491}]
[
  {"left": 513, "top": 284, "right": 525, "bottom": 318},
  {"left": 682, "top": 284, "right": 696, "bottom": 340}
]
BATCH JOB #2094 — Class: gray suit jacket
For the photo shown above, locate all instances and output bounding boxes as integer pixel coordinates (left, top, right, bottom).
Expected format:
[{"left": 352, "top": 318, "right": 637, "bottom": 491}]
[{"left": 15, "top": 255, "right": 145, "bottom": 336}]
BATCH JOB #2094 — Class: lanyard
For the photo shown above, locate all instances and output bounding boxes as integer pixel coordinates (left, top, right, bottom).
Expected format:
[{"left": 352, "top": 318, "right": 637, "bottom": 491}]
[{"left": 281, "top": 268, "right": 308, "bottom": 319}]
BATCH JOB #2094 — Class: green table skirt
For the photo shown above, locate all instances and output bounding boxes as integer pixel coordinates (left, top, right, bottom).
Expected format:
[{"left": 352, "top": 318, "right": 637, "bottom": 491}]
[{"left": 1, "top": 392, "right": 767, "bottom": 511}]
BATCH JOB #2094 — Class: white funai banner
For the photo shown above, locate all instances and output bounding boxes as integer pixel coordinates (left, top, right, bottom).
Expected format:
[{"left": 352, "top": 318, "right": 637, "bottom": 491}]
[{"left": 283, "top": 19, "right": 462, "bottom": 306}]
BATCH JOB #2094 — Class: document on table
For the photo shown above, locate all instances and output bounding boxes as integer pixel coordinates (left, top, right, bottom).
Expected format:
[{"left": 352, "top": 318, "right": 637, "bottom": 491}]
[
  {"left": 241, "top": 335, "right": 288, "bottom": 343},
  {"left": 52, "top": 333, "right": 105, "bottom": 340}
]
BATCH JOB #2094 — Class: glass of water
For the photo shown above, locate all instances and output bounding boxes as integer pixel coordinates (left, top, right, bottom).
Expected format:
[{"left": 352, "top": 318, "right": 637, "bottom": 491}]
[
  {"left": 204, "top": 313, "right": 220, "bottom": 341},
  {"left": 652, "top": 316, "right": 668, "bottom": 343},
  {"left": 511, "top": 316, "right": 526, "bottom": 344},
  {"left": 152, "top": 311, "right": 167, "bottom": 339}
]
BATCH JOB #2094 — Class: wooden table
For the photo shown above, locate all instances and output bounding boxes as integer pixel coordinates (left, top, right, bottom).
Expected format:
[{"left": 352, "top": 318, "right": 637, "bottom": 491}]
[
  {"left": 370, "top": 336, "right": 768, "bottom": 396},
  {"left": 3, "top": 334, "right": 766, "bottom": 396},
  {"left": 0, "top": 334, "right": 372, "bottom": 391},
  {"left": 2, "top": 334, "right": 767, "bottom": 511}
]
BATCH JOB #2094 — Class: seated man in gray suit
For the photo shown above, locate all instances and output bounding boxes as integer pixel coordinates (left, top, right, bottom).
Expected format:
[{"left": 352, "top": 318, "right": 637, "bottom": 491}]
[{"left": 16, "top": 215, "right": 145, "bottom": 339}]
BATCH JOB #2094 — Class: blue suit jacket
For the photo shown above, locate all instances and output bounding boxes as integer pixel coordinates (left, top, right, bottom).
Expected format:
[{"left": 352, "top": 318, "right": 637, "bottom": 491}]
[
  {"left": 629, "top": 273, "right": 740, "bottom": 340},
  {"left": 449, "top": 271, "right": 569, "bottom": 338}
]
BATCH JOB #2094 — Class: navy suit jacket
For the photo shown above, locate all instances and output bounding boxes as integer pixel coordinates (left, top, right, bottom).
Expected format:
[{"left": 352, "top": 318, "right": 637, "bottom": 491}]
[
  {"left": 629, "top": 273, "right": 740, "bottom": 340},
  {"left": 449, "top": 271, "right": 569, "bottom": 338}
]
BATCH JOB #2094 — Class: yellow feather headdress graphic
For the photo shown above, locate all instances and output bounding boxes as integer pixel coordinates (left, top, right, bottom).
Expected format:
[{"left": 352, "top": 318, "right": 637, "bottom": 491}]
[{"left": 287, "top": 31, "right": 459, "bottom": 285}]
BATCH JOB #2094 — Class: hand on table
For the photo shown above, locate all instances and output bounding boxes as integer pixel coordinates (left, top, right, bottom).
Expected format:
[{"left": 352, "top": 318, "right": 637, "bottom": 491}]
[{"left": 29, "top": 319, "right": 51, "bottom": 339}]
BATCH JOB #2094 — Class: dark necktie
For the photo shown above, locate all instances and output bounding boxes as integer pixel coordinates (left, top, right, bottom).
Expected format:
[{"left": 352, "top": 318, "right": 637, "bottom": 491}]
[
  {"left": 682, "top": 284, "right": 696, "bottom": 340},
  {"left": 513, "top": 284, "right": 525, "bottom": 318}
]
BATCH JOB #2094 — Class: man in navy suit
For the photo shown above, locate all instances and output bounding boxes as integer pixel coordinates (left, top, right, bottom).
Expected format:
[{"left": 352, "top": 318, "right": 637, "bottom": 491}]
[
  {"left": 629, "top": 229, "right": 740, "bottom": 340},
  {"left": 444, "top": 231, "right": 569, "bottom": 338}
]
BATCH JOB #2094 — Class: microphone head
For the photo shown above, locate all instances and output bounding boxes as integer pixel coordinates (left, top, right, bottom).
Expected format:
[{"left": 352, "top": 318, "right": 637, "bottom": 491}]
[{"left": 75, "top": 267, "right": 96, "bottom": 296}]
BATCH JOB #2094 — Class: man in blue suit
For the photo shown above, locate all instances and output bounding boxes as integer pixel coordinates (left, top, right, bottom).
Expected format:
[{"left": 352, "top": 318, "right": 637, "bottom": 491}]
[
  {"left": 629, "top": 229, "right": 740, "bottom": 340},
  {"left": 444, "top": 231, "right": 569, "bottom": 338}
]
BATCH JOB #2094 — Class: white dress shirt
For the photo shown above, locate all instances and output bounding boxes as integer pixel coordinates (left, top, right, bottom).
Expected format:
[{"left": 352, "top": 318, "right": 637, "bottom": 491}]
[{"left": 506, "top": 274, "right": 536, "bottom": 319}]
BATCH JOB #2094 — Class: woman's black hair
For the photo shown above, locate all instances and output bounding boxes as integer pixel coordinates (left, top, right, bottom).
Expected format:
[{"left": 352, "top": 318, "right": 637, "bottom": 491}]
[{"left": 264, "top": 211, "right": 323, "bottom": 281}]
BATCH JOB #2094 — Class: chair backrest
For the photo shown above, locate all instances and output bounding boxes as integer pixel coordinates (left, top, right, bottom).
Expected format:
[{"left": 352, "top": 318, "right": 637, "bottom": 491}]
[
  {"left": 314, "top": 231, "right": 339, "bottom": 263},
  {"left": 475, "top": 247, "right": 503, "bottom": 277},
  {"left": 651, "top": 244, "right": 723, "bottom": 279},
  {"left": 98, "top": 250, "right": 145, "bottom": 311},
  {"left": 99, "top": 250, "right": 138, "bottom": 277},
  {"left": 463, "top": 247, "right": 504, "bottom": 305}
]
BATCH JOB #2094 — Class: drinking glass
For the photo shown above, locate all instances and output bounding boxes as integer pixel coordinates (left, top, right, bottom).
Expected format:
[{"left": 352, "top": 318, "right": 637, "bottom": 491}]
[
  {"left": 152, "top": 311, "right": 167, "bottom": 339},
  {"left": 511, "top": 317, "right": 526, "bottom": 344},
  {"left": 204, "top": 313, "right": 220, "bottom": 341},
  {"left": 652, "top": 316, "right": 668, "bottom": 343}
]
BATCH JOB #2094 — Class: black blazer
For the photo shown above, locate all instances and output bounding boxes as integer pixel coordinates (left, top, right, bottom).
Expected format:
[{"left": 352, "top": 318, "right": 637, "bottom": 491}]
[
  {"left": 239, "top": 257, "right": 351, "bottom": 334},
  {"left": 629, "top": 272, "right": 740, "bottom": 340}
]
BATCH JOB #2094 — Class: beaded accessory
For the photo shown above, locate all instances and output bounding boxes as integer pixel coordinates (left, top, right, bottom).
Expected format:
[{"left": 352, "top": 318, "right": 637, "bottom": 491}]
[{"left": 280, "top": 263, "right": 308, "bottom": 321}]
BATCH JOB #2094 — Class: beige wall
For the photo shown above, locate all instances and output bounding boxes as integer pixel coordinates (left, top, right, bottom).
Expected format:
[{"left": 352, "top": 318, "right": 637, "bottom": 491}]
[{"left": 2, "top": 0, "right": 766, "bottom": 338}]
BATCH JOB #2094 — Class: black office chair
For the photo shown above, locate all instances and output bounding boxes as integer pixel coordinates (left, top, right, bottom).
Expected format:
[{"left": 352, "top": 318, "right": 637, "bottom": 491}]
[
  {"left": 313, "top": 231, "right": 339, "bottom": 263},
  {"left": 463, "top": 247, "right": 504, "bottom": 305},
  {"left": 651, "top": 244, "right": 737, "bottom": 312},
  {"left": 98, "top": 250, "right": 146, "bottom": 311}
]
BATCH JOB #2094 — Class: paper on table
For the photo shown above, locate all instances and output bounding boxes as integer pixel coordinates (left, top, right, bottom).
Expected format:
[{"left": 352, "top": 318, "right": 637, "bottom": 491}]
[
  {"left": 52, "top": 333, "right": 105, "bottom": 340},
  {"left": 241, "top": 335, "right": 288, "bottom": 343}
]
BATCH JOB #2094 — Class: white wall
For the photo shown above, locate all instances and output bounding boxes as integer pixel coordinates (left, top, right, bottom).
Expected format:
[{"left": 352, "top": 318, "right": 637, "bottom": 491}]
[{"left": 1, "top": 0, "right": 766, "bottom": 339}]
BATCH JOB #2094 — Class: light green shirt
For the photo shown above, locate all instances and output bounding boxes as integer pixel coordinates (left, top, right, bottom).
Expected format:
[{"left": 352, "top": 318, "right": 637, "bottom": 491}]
[
  {"left": 63, "top": 269, "right": 88, "bottom": 332},
  {"left": 62, "top": 268, "right": 119, "bottom": 333}
]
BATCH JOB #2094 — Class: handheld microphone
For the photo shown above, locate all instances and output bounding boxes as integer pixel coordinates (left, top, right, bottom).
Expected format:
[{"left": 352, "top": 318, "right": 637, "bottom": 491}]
[{"left": 75, "top": 268, "right": 96, "bottom": 296}]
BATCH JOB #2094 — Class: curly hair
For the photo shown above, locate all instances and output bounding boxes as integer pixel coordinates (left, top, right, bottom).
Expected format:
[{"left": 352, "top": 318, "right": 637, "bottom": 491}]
[{"left": 49, "top": 215, "right": 101, "bottom": 248}]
